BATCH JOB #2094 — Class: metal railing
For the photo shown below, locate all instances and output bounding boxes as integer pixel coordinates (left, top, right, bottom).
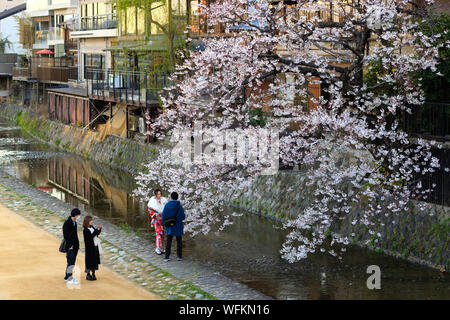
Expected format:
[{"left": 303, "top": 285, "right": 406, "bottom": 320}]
[
  {"left": 47, "top": 27, "right": 65, "bottom": 41},
  {"left": 77, "top": 14, "right": 117, "bottom": 31},
  {"left": 402, "top": 102, "right": 450, "bottom": 206},
  {"left": 410, "top": 148, "right": 450, "bottom": 207},
  {"left": 86, "top": 68, "right": 172, "bottom": 106},
  {"left": 0, "top": 54, "right": 18, "bottom": 64},
  {"left": 84, "top": 66, "right": 104, "bottom": 81},
  {"left": 34, "top": 29, "right": 49, "bottom": 45},
  {"left": 65, "top": 38, "right": 78, "bottom": 51},
  {"left": 405, "top": 102, "right": 450, "bottom": 140}
]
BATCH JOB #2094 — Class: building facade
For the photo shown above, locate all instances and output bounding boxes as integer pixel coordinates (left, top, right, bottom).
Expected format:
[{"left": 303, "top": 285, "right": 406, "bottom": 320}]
[
  {"left": 12, "top": 0, "right": 78, "bottom": 105},
  {"left": 9, "top": 0, "right": 449, "bottom": 142}
]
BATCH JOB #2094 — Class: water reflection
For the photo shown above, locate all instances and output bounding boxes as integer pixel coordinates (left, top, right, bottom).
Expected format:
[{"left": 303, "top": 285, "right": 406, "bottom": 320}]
[
  {"left": 6, "top": 155, "right": 148, "bottom": 231},
  {"left": 0, "top": 119, "right": 449, "bottom": 299}
]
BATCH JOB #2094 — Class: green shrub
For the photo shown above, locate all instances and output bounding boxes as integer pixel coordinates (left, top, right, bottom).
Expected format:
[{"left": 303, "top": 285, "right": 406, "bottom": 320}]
[{"left": 249, "top": 108, "right": 268, "bottom": 127}]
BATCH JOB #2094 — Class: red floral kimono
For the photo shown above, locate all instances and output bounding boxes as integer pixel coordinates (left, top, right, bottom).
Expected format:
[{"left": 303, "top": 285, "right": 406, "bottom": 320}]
[{"left": 147, "top": 196, "right": 167, "bottom": 252}]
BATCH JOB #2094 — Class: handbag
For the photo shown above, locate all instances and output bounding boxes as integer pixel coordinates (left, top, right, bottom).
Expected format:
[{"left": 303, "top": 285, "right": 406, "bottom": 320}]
[
  {"left": 163, "top": 215, "right": 177, "bottom": 227},
  {"left": 59, "top": 238, "right": 67, "bottom": 253}
]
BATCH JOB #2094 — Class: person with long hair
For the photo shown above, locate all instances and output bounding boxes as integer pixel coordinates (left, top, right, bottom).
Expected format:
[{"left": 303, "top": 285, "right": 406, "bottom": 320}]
[{"left": 82, "top": 216, "right": 102, "bottom": 281}]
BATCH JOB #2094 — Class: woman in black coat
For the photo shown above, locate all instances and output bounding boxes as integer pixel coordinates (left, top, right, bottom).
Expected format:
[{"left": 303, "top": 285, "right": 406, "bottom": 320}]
[{"left": 82, "top": 216, "right": 102, "bottom": 281}]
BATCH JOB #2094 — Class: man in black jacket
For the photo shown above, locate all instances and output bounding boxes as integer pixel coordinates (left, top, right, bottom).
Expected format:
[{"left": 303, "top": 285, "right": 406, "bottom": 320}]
[{"left": 63, "top": 208, "right": 81, "bottom": 283}]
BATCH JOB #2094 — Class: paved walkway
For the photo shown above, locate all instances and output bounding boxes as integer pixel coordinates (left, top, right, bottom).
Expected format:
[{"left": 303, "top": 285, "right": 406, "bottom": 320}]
[{"left": 0, "top": 203, "right": 160, "bottom": 300}]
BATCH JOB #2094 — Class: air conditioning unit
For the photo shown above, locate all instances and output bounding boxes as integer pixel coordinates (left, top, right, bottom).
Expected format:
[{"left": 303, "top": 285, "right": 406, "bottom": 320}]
[{"left": 138, "top": 117, "right": 146, "bottom": 134}]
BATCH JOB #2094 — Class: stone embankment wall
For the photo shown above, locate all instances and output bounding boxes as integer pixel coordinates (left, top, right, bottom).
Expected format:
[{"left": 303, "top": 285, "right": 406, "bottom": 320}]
[
  {"left": 230, "top": 170, "right": 450, "bottom": 271},
  {"left": 0, "top": 104, "right": 162, "bottom": 174}
]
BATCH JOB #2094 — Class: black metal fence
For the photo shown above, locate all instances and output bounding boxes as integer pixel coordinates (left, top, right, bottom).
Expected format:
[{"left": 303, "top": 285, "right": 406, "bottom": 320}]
[
  {"left": 65, "top": 38, "right": 78, "bottom": 51},
  {"left": 404, "top": 102, "right": 450, "bottom": 205},
  {"left": 85, "top": 66, "right": 104, "bottom": 81},
  {"left": 405, "top": 102, "right": 450, "bottom": 140},
  {"left": 411, "top": 147, "right": 450, "bottom": 207},
  {"left": 78, "top": 14, "right": 117, "bottom": 31},
  {"left": 86, "top": 68, "right": 172, "bottom": 106}
]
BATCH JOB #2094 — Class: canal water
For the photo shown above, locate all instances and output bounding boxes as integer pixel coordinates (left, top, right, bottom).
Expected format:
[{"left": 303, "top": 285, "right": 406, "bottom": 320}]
[{"left": 0, "top": 118, "right": 448, "bottom": 299}]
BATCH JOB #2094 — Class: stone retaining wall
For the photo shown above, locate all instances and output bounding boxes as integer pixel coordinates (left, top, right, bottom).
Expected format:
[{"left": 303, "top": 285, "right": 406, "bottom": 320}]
[{"left": 231, "top": 170, "right": 450, "bottom": 271}]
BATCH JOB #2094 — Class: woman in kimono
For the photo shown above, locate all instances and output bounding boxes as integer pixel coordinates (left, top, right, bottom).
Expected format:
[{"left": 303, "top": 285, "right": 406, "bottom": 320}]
[{"left": 147, "top": 189, "right": 168, "bottom": 255}]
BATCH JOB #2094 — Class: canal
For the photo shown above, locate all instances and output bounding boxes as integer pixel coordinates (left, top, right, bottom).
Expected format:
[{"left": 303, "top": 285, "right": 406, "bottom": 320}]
[{"left": 0, "top": 118, "right": 448, "bottom": 299}]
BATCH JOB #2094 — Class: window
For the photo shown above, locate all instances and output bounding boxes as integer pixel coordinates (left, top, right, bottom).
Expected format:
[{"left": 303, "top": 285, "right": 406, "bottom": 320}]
[
  {"left": 84, "top": 53, "right": 105, "bottom": 79},
  {"left": 190, "top": 0, "right": 208, "bottom": 35},
  {"left": 81, "top": 2, "right": 107, "bottom": 17}
]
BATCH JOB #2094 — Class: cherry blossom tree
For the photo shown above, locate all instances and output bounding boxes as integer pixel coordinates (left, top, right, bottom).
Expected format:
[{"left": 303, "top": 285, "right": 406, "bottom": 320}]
[{"left": 134, "top": 0, "right": 446, "bottom": 262}]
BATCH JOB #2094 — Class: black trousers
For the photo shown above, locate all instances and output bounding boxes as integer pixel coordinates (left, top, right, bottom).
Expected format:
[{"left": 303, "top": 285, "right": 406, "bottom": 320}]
[
  {"left": 165, "top": 235, "right": 182, "bottom": 259},
  {"left": 65, "top": 248, "right": 78, "bottom": 279}
]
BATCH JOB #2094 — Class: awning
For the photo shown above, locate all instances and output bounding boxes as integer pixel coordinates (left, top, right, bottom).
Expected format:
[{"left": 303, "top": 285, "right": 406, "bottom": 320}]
[{"left": 35, "top": 49, "right": 54, "bottom": 55}]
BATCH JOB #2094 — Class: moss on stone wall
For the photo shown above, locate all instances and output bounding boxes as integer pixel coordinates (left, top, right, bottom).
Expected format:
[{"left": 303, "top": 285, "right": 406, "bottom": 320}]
[{"left": 2, "top": 105, "right": 162, "bottom": 175}]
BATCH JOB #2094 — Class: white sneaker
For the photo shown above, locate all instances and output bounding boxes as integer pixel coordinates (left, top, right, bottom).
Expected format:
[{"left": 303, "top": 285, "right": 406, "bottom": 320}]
[
  {"left": 67, "top": 278, "right": 80, "bottom": 285},
  {"left": 155, "top": 248, "right": 162, "bottom": 255}
]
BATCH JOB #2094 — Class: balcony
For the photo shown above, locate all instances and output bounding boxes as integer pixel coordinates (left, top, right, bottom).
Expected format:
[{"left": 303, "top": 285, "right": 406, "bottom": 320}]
[
  {"left": 13, "top": 67, "right": 31, "bottom": 79},
  {"left": 0, "top": 54, "right": 18, "bottom": 64},
  {"left": 79, "top": 14, "right": 117, "bottom": 31},
  {"left": 0, "top": 54, "right": 17, "bottom": 76},
  {"left": 70, "top": 14, "right": 118, "bottom": 39},
  {"left": 35, "top": 57, "right": 72, "bottom": 82},
  {"left": 86, "top": 68, "right": 171, "bottom": 106},
  {"left": 13, "top": 57, "right": 74, "bottom": 83},
  {"left": 0, "top": 64, "right": 15, "bottom": 76},
  {"left": 47, "top": 27, "right": 65, "bottom": 46},
  {"left": 33, "top": 29, "right": 49, "bottom": 49},
  {"left": 37, "top": 66, "right": 69, "bottom": 83}
]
